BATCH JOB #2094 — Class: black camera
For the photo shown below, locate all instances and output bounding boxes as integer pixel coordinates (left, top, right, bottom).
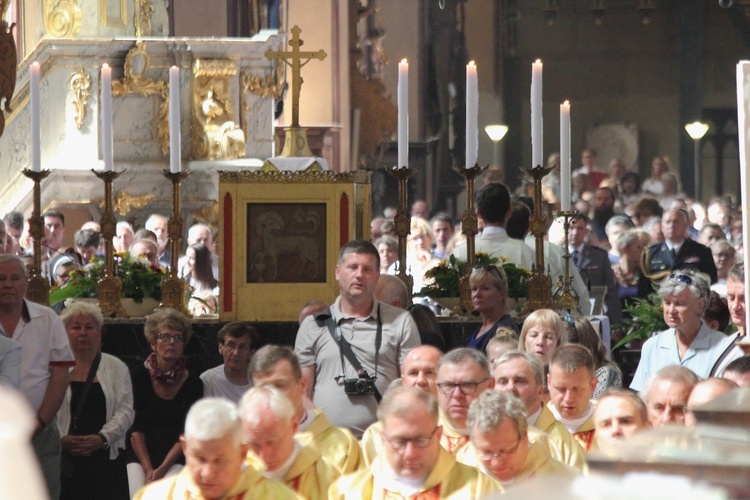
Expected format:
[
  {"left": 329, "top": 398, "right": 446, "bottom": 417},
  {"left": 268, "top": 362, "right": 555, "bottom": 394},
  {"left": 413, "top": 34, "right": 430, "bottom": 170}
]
[{"left": 344, "top": 377, "right": 376, "bottom": 396}]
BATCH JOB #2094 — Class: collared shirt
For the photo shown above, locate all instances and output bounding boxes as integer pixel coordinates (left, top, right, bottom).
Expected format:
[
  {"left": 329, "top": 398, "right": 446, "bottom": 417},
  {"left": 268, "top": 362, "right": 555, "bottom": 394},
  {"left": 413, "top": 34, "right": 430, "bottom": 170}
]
[
  {"left": 295, "top": 297, "right": 420, "bottom": 437},
  {"left": 0, "top": 300, "right": 75, "bottom": 411},
  {"left": 630, "top": 322, "right": 742, "bottom": 391}
]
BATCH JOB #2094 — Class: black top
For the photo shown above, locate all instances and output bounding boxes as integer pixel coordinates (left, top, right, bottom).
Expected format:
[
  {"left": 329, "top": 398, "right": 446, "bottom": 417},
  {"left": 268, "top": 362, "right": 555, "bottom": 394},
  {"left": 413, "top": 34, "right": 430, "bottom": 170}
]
[
  {"left": 130, "top": 365, "right": 203, "bottom": 467},
  {"left": 466, "top": 314, "right": 520, "bottom": 353},
  {"left": 639, "top": 238, "right": 718, "bottom": 297},
  {"left": 68, "top": 381, "right": 106, "bottom": 436}
]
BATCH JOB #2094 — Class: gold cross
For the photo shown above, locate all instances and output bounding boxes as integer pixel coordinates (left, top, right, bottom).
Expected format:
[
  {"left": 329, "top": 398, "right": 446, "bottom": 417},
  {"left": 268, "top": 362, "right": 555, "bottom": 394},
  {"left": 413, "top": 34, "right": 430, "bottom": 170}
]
[{"left": 265, "top": 25, "right": 327, "bottom": 128}]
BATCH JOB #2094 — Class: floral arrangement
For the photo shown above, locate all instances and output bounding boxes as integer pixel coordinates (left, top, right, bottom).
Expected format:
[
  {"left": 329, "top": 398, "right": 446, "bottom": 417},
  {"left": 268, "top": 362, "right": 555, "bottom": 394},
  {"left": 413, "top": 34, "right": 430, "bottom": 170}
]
[
  {"left": 417, "top": 253, "right": 530, "bottom": 299},
  {"left": 612, "top": 293, "right": 666, "bottom": 350},
  {"left": 49, "top": 252, "right": 163, "bottom": 306}
]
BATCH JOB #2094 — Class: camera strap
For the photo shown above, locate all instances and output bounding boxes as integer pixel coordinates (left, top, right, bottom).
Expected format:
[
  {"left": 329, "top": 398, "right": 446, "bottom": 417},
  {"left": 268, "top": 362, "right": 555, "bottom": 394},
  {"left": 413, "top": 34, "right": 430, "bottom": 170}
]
[{"left": 322, "top": 305, "right": 382, "bottom": 403}]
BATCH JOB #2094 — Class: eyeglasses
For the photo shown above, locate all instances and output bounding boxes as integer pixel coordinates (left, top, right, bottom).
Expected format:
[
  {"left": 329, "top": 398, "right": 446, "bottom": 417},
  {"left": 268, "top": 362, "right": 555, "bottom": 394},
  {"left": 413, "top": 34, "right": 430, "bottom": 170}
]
[
  {"left": 476, "top": 437, "right": 522, "bottom": 461},
  {"left": 156, "top": 333, "right": 185, "bottom": 343},
  {"left": 669, "top": 273, "right": 693, "bottom": 285},
  {"left": 437, "top": 377, "right": 490, "bottom": 396},
  {"left": 383, "top": 426, "right": 439, "bottom": 451},
  {"left": 222, "top": 342, "right": 251, "bottom": 353}
]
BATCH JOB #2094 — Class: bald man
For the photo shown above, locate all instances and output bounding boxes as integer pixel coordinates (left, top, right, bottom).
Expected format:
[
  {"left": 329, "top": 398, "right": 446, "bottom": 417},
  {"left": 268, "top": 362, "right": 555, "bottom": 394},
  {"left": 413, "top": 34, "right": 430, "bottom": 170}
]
[
  {"left": 360, "top": 345, "right": 443, "bottom": 466},
  {"left": 374, "top": 274, "right": 409, "bottom": 309},
  {"left": 685, "top": 378, "right": 739, "bottom": 426}
]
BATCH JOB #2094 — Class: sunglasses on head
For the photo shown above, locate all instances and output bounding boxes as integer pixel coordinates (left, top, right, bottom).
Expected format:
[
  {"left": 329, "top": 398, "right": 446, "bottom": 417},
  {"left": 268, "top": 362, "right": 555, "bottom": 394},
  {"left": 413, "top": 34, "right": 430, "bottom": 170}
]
[{"left": 669, "top": 273, "right": 693, "bottom": 285}]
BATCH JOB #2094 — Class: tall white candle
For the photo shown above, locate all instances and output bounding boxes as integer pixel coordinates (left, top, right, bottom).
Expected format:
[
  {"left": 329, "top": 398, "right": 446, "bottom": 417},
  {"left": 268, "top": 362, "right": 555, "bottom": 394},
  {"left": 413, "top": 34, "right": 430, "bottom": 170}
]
[
  {"left": 100, "top": 64, "right": 113, "bottom": 172},
  {"left": 466, "top": 61, "right": 478, "bottom": 167},
  {"left": 560, "top": 100, "right": 571, "bottom": 211},
  {"left": 531, "top": 59, "right": 543, "bottom": 168},
  {"left": 398, "top": 59, "right": 409, "bottom": 168},
  {"left": 169, "top": 66, "right": 181, "bottom": 173},
  {"left": 736, "top": 61, "right": 750, "bottom": 333},
  {"left": 30, "top": 62, "right": 41, "bottom": 172}
]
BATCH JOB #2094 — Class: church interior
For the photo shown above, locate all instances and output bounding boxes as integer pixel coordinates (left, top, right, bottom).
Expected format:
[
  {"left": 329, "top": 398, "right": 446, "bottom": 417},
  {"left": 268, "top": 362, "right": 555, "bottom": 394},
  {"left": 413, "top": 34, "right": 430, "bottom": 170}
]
[{"left": 1, "top": 0, "right": 750, "bottom": 496}]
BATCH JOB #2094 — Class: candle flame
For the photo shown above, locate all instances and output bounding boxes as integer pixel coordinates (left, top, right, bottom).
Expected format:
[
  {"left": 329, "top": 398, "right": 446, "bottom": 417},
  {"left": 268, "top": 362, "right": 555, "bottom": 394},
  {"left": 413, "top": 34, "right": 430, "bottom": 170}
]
[
  {"left": 400, "top": 58, "right": 408, "bottom": 64},
  {"left": 563, "top": 100, "right": 570, "bottom": 105},
  {"left": 535, "top": 59, "right": 542, "bottom": 64},
  {"left": 468, "top": 60, "right": 476, "bottom": 66},
  {"left": 102, "top": 63, "right": 110, "bottom": 70},
  {"left": 31, "top": 61, "right": 40, "bottom": 68}
]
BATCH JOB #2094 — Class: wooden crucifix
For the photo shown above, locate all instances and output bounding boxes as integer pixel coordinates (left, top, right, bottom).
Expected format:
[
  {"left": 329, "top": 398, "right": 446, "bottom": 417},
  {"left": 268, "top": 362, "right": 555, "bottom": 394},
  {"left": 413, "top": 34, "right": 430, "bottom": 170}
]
[{"left": 265, "top": 25, "right": 327, "bottom": 129}]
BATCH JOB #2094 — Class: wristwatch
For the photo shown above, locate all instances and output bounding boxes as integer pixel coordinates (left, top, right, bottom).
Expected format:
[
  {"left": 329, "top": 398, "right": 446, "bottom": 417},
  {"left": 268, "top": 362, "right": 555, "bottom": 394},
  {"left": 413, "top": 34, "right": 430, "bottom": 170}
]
[{"left": 98, "top": 433, "right": 109, "bottom": 450}]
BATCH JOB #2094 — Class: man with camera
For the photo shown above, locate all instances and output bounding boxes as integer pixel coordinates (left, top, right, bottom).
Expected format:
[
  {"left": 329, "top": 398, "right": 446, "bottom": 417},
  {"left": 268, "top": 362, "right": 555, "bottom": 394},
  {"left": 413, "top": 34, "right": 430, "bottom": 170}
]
[{"left": 295, "top": 240, "right": 421, "bottom": 438}]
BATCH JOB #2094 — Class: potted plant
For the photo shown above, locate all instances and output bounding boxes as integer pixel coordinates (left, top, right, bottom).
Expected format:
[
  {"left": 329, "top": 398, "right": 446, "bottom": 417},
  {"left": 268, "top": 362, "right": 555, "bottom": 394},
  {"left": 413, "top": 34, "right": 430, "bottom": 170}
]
[
  {"left": 49, "top": 252, "right": 164, "bottom": 315},
  {"left": 417, "top": 253, "right": 530, "bottom": 313}
]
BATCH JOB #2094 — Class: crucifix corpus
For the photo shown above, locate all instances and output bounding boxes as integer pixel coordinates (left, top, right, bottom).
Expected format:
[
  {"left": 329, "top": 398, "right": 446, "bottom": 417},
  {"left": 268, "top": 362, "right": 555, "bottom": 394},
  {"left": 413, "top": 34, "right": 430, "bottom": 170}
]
[{"left": 265, "top": 25, "right": 327, "bottom": 157}]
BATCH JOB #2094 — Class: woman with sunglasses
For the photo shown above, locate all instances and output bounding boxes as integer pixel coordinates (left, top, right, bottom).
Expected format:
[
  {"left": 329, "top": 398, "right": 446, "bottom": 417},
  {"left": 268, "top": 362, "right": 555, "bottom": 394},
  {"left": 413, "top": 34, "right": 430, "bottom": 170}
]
[
  {"left": 466, "top": 265, "right": 519, "bottom": 352},
  {"left": 630, "top": 268, "right": 743, "bottom": 392},
  {"left": 126, "top": 309, "right": 203, "bottom": 496}
]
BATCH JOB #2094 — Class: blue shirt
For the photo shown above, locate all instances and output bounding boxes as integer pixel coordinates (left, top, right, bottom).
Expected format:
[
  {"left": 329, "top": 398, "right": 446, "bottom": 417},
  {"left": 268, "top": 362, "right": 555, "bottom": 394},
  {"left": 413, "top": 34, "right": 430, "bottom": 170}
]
[{"left": 630, "top": 322, "right": 736, "bottom": 391}]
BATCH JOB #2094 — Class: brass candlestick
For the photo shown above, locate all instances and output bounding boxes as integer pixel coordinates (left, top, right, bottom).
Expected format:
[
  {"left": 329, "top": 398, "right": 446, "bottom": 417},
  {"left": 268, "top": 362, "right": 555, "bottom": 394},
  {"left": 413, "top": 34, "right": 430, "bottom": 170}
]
[
  {"left": 553, "top": 210, "right": 582, "bottom": 313},
  {"left": 521, "top": 165, "right": 554, "bottom": 315},
  {"left": 21, "top": 169, "right": 51, "bottom": 305},
  {"left": 160, "top": 170, "right": 191, "bottom": 316},
  {"left": 93, "top": 169, "right": 129, "bottom": 317},
  {"left": 453, "top": 163, "right": 487, "bottom": 314},
  {"left": 387, "top": 166, "right": 416, "bottom": 298}
]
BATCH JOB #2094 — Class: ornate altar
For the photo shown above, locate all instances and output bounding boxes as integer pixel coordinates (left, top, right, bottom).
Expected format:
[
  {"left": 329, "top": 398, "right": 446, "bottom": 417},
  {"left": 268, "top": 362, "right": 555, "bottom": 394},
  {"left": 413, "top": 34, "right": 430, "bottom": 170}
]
[{"left": 218, "top": 169, "right": 371, "bottom": 321}]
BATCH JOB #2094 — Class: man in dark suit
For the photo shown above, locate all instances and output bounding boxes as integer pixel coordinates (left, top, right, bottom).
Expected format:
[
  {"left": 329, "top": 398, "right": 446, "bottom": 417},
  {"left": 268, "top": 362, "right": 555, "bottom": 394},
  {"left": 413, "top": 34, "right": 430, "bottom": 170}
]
[
  {"left": 568, "top": 214, "right": 622, "bottom": 325},
  {"left": 639, "top": 208, "right": 718, "bottom": 297}
]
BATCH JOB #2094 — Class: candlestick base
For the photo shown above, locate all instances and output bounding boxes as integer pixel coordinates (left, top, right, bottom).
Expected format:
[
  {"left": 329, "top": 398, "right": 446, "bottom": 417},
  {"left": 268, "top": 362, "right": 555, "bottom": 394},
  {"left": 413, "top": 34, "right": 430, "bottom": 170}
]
[
  {"left": 387, "top": 166, "right": 418, "bottom": 301},
  {"left": 161, "top": 169, "right": 192, "bottom": 316},
  {"left": 552, "top": 210, "right": 582, "bottom": 314},
  {"left": 22, "top": 169, "right": 52, "bottom": 305}
]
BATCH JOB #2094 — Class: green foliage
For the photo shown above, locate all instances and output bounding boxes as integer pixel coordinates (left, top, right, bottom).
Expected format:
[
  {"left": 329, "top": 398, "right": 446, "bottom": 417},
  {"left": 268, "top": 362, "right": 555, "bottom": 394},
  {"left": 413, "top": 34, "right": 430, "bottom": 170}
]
[
  {"left": 417, "top": 253, "right": 529, "bottom": 299},
  {"left": 49, "top": 252, "right": 163, "bottom": 306},
  {"left": 612, "top": 293, "right": 666, "bottom": 350}
]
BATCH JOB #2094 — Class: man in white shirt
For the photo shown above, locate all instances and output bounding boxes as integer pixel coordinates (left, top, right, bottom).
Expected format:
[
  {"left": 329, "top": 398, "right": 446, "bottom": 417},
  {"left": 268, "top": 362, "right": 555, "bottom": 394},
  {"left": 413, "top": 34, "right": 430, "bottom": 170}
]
[
  {"left": 451, "top": 183, "right": 534, "bottom": 270},
  {"left": 0, "top": 254, "right": 75, "bottom": 498},
  {"left": 200, "top": 323, "right": 258, "bottom": 403}
]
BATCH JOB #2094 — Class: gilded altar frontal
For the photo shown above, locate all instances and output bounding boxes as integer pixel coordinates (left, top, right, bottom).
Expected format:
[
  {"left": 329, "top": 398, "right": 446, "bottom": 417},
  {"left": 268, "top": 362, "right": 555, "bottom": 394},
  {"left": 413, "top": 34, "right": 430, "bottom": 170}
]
[{"left": 219, "top": 169, "right": 371, "bottom": 322}]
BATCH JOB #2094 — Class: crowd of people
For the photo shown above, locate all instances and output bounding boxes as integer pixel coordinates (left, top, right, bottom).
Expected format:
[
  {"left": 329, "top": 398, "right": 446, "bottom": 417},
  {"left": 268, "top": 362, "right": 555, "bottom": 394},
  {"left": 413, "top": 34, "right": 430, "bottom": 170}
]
[
  {"left": 0, "top": 210, "right": 221, "bottom": 317},
  {"left": 0, "top": 145, "right": 748, "bottom": 497},
  {"left": 0, "top": 225, "right": 747, "bottom": 498}
]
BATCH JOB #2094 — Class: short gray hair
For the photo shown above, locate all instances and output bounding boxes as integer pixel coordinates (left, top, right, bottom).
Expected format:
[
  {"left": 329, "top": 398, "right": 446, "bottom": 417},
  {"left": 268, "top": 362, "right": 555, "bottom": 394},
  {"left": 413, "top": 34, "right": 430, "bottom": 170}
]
[
  {"left": 377, "top": 385, "right": 438, "bottom": 424},
  {"left": 184, "top": 398, "right": 244, "bottom": 447},
  {"left": 728, "top": 262, "right": 745, "bottom": 283},
  {"left": 60, "top": 301, "right": 104, "bottom": 331},
  {"left": 438, "top": 348, "right": 490, "bottom": 378},
  {"left": 615, "top": 229, "right": 643, "bottom": 253},
  {"left": 640, "top": 365, "right": 701, "bottom": 403},
  {"left": 658, "top": 268, "right": 711, "bottom": 314},
  {"left": 467, "top": 390, "right": 527, "bottom": 438},
  {"left": 375, "top": 274, "right": 409, "bottom": 308},
  {"left": 605, "top": 215, "right": 634, "bottom": 235},
  {"left": 494, "top": 350, "right": 544, "bottom": 387},
  {"left": 239, "top": 386, "right": 295, "bottom": 426}
]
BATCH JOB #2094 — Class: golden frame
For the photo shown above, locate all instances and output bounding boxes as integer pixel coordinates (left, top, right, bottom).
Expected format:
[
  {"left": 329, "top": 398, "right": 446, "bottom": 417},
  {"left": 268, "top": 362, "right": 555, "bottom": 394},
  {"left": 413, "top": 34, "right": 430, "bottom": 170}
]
[
  {"left": 100, "top": 0, "right": 127, "bottom": 29},
  {"left": 219, "top": 169, "right": 371, "bottom": 322}
]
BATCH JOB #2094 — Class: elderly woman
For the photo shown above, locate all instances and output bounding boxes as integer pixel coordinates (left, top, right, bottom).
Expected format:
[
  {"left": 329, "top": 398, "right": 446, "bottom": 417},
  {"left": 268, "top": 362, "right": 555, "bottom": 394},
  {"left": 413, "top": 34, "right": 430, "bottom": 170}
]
[
  {"left": 57, "top": 302, "right": 134, "bottom": 500},
  {"left": 127, "top": 309, "right": 203, "bottom": 496},
  {"left": 630, "top": 269, "right": 742, "bottom": 392},
  {"left": 467, "top": 265, "right": 519, "bottom": 352},
  {"left": 612, "top": 229, "right": 648, "bottom": 307}
]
